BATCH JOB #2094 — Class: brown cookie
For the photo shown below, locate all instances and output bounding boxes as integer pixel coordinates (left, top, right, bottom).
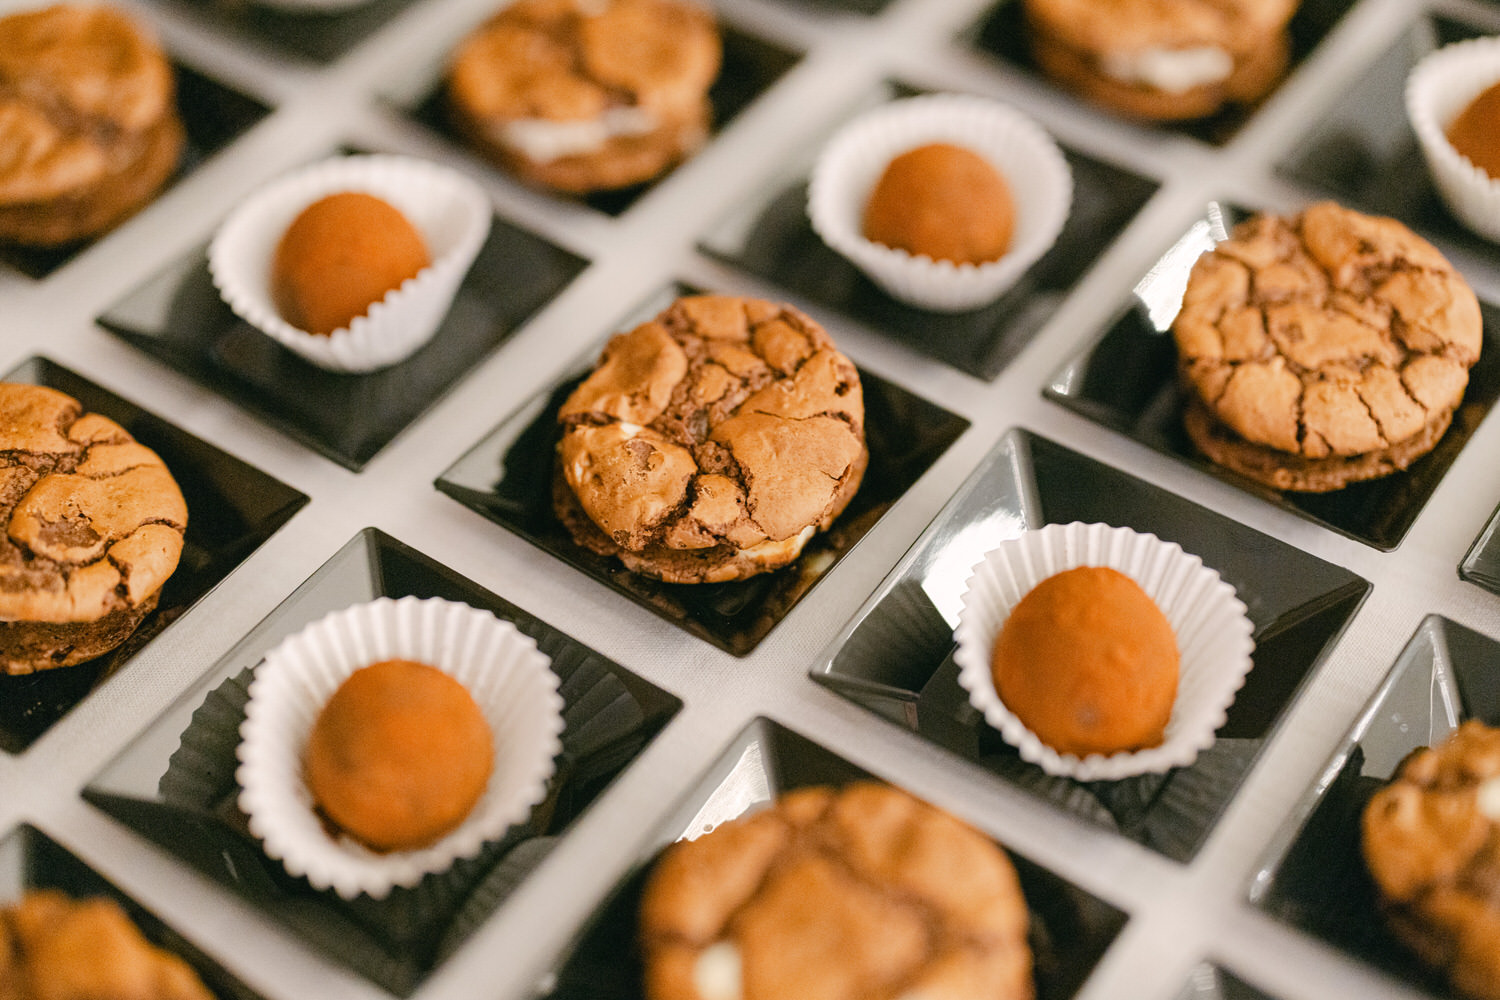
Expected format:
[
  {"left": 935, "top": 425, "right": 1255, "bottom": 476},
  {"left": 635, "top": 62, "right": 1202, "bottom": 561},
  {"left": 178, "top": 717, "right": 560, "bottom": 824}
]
[
  {"left": 554, "top": 294, "right": 867, "bottom": 584},
  {"left": 1022, "top": 0, "right": 1298, "bottom": 120},
  {"left": 0, "top": 384, "right": 188, "bottom": 675},
  {"left": 446, "top": 0, "right": 720, "bottom": 193},
  {"left": 0, "top": 890, "right": 214, "bottom": 1000},
  {"left": 1172, "top": 202, "right": 1482, "bottom": 493},
  {"left": 639, "top": 783, "right": 1034, "bottom": 1000},
  {"left": 1362, "top": 720, "right": 1500, "bottom": 1000},
  {"left": 0, "top": 4, "right": 184, "bottom": 247}
]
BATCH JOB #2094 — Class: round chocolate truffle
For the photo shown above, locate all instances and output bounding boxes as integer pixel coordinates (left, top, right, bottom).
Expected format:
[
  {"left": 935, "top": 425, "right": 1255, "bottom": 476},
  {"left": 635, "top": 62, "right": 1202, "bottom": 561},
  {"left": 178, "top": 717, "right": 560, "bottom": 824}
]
[
  {"left": 272, "top": 191, "right": 430, "bottom": 336},
  {"left": 304, "top": 658, "right": 493, "bottom": 853},
  {"left": 1447, "top": 80, "right": 1500, "bottom": 181},
  {"left": 990, "top": 566, "right": 1179, "bottom": 757},
  {"left": 862, "top": 142, "right": 1014, "bottom": 265}
]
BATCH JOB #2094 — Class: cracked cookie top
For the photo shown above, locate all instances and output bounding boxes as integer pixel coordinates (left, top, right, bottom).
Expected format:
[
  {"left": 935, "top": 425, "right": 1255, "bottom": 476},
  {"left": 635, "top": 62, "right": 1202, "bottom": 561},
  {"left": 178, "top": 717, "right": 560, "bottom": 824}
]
[
  {"left": 556, "top": 295, "right": 866, "bottom": 582},
  {"left": 0, "top": 4, "right": 176, "bottom": 205},
  {"left": 1024, "top": 0, "right": 1298, "bottom": 58},
  {"left": 0, "top": 383, "right": 187, "bottom": 625},
  {"left": 1362, "top": 720, "right": 1500, "bottom": 999},
  {"left": 1172, "top": 202, "right": 1482, "bottom": 461},
  {"left": 639, "top": 782, "right": 1034, "bottom": 1000}
]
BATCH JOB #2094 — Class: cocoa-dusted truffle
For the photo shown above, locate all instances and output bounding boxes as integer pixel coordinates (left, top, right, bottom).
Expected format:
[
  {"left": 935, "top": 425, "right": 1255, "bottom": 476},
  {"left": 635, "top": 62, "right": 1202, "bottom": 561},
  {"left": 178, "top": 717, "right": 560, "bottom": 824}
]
[
  {"left": 990, "top": 566, "right": 1178, "bottom": 757},
  {"left": 272, "top": 191, "right": 430, "bottom": 336},
  {"left": 304, "top": 658, "right": 493, "bottom": 852},
  {"left": 862, "top": 142, "right": 1014, "bottom": 265}
]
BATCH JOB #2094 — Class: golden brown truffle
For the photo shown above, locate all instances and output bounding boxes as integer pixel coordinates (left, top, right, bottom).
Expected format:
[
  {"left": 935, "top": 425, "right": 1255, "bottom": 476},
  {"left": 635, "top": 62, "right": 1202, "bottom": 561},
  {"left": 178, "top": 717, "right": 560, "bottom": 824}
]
[
  {"left": 990, "top": 566, "right": 1178, "bottom": 756},
  {"left": 861, "top": 142, "right": 1014, "bottom": 265},
  {"left": 272, "top": 192, "right": 430, "bottom": 336},
  {"left": 304, "top": 658, "right": 493, "bottom": 852},
  {"left": 1447, "top": 81, "right": 1500, "bottom": 181}
]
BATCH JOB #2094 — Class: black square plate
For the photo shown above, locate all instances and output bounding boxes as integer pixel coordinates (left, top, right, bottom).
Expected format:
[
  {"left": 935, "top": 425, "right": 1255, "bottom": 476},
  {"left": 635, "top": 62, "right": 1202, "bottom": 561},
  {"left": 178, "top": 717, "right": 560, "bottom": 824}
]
[
  {"left": 0, "top": 824, "right": 265, "bottom": 999},
  {"left": 82, "top": 528, "right": 681, "bottom": 997},
  {"left": 698, "top": 81, "right": 1159, "bottom": 382},
  {"left": 1249, "top": 614, "right": 1499, "bottom": 998},
  {"left": 812, "top": 428, "right": 1370, "bottom": 863},
  {"left": 97, "top": 192, "right": 589, "bottom": 471},
  {"left": 542, "top": 716, "right": 1127, "bottom": 1000},
  {"left": 2, "top": 63, "right": 270, "bottom": 282},
  {"left": 404, "top": 24, "right": 799, "bottom": 218},
  {"left": 1459, "top": 500, "right": 1500, "bottom": 594},
  {"left": 969, "top": 0, "right": 1358, "bottom": 147},
  {"left": 0, "top": 357, "right": 307, "bottom": 756},
  {"left": 152, "top": 0, "right": 425, "bottom": 64},
  {"left": 1044, "top": 202, "right": 1500, "bottom": 551},
  {"left": 435, "top": 285, "right": 970, "bottom": 656},
  {"left": 1175, "top": 964, "right": 1278, "bottom": 1000},
  {"left": 1276, "top": 10, "right": 1500, "bottom": 263}
]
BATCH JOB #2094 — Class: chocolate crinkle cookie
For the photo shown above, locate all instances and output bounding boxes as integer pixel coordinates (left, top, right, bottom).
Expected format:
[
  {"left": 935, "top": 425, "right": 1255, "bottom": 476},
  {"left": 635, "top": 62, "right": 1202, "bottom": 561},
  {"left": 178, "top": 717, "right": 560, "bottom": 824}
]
[
  {"left": 638, "top": 782, "right": 1034, "bottom": 1000},
  {"left": 1172, "top": 201, "right": 1482, "bottom": 493},
  {"left": 0, "top": 383, "right": 187, "bottom": 675},
  {"left": 554, "top": 294, "right": 867, "bottom": 584},
  {"left": 1362, "top": 720, "right": 1500, "bottom": 1000}
]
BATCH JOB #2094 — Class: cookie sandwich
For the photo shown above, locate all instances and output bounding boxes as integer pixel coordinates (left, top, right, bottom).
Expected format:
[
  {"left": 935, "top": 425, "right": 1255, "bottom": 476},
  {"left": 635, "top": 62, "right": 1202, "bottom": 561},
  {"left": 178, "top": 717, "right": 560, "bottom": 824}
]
[
  {"left": 446, "top": 0, "right": 721, "bottom": 193},
  {"left": 1172, "top": 202, "right": 1483, "bottom": 493},
  {"left": 0, "top": 4, "right": 184, "bottom": 247},
  {"left": 639, "top": 782, "right": 1034, "bottom": 1000},
  {"left": 553, "top": 294, "right": 867, "bottom": 584},
  {"left": 1023, "top": 0, "right": 1299, "bottom": 121},
  {"left": 0, "top": 384, "right": 187, "bottom": 676}
]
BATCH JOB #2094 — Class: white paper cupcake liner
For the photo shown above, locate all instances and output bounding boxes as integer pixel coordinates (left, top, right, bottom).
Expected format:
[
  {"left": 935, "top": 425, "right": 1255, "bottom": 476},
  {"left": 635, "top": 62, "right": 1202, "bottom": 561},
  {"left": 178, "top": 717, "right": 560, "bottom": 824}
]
[
  {"left": 236, "top": 596, "right": 564, "bottom": 900},
  {"left": 208, "top": 154, "right": 491, "bottom": 373},
  {"left": 1407, "top": 36, "right": 1500, "bottom": 243},
  {"left": 807, "top": 92, "right": 1072, "bottom": 313},
  {"left": 952, "top": 522, "right": 1254, "bottom": 781}
]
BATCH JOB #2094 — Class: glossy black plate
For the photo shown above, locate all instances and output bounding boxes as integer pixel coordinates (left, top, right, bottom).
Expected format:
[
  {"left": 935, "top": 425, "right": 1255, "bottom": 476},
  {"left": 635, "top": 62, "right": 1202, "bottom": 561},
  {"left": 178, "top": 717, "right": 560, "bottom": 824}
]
[
  {"left": 0, "top": 825, "right": 264, "bottom": 999},
  {"left": 697, "top": 81, "right": 1159, "bottom": 382},
  {"left": 969, "top": 0, "right": 1358, "bottom": 147},
  {"left": 1175, "top": 964, "right": 1278, "bottom": 1000},
  {"left": 0, "top": 357, "right": 307, "bottom": 756},
  {"left": 1044, "top": 202, "right": 1500, "bottom": 551},
  {"left": 435, "top": 285, "right": 970, "bottom": 656},
  {"left": 813, "top": 428, "right": 1370, "bottom": 863},
  {"left": 97, "top": 190, "right": 589, "bottom": 471},
  {"left": 1250, "top": 615, "right": 1499, "bottom": 999},
  {"left": 543, "top": 716, "right": 1128, "bottom": 1000},
  {"left": 404, "top": 24, "right": 799, "bottom": 217},
  {"left": 1276, "top": 10, "right": 1500, "bottom": 262},
  {"left": 1459, "top": 499, "right": 1500, "bottom": 594},
  {"left": 155, "top": 0, "right": 425, "bottom": 64},
  {"left": 83, "top": 528, "right": 681, "bottom": 996},
  {"left": 1, "top": 63, "right": 270, "bottom": 282}
]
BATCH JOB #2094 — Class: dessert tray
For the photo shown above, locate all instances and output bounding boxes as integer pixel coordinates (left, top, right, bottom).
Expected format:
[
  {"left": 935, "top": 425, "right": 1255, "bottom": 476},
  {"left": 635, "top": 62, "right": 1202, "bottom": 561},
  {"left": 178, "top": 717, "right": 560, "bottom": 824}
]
[{"left": 6, "top": 0, "right": 1500, "bottom": 997}]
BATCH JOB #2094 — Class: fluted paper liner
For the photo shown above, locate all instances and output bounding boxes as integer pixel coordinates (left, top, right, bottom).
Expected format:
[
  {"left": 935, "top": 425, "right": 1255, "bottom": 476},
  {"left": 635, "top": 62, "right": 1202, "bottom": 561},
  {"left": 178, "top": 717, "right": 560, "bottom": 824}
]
[
  {"left": 953, "top": 522, "right": 1254, "bottom": 780},
  {"left": 808, "top": 93, "right": 1072, "bottom": 313},
  {"left": 209, "top": 154, "right": 491, "bottom": 372},
  {"left": 1407, "top": 36, "right": 1500, "bottom": 243},
  {"left": 236, "top": 596, "right": 564, "bottom": 900}
]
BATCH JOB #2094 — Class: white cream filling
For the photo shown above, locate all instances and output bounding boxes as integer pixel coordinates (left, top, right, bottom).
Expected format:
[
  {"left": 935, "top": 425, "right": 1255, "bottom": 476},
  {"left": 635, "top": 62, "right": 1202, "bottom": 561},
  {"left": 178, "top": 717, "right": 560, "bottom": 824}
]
[
  {"left": 498, "top": 107, "right": 658, "bottom": 164},
  {"left": 738, "top": 524, "right": 817, "bottom": 560},
  {"left": 692, "top": 942, "right": 742, "bottom": 1000},
  {"left": 1478, "top": 776, "right": 1500, "bottom": 822},
  {"left": 1100, "top": 45, "right": 1234, "bottom": 94}
]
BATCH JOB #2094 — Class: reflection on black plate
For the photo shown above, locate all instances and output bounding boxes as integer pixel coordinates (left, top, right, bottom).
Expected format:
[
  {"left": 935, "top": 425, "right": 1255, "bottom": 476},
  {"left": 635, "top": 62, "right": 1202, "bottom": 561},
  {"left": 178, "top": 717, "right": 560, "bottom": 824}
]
[
  {"left": 0, "top": 358, "right": 307, "bottom": 756},
  {"left": 1277, "top": 11, "right": 1500, "bottom": 260},
  {"left": 97, "top": 200, "right": 588, "bottom": 471},
  {"left": 0, "top": 825, "right": 264, "bottom": 999},
  {"left": 1, "top": 63, "right": 270, "bottom": 282},
  {"left": 158, "top": 0, "right": 423, "bottom": 64},
  {"left": 1250, "top": 615, "right": 1499, "bottom": 998},
  {"left": 813, "top": 429, "right": 1369, "bottom": 863},
  {"left": 1459, "top": 500, "right": 1500, "bottom": 594},
  {"left": 435, "top": 285, "right": 969, "bottom": 656},
  {"left": 698, "top": 80, "right": 1158, "bottom": 382},
  {"left": 404, "top": 25, "right": 798, "bottom": 217},
  {"left": 82, "top": 529, "right": 680, "bottom": 997},
  {"left": 1045, "top": 202, "right": 1500, "bottom": 551},
  {"left": 969, "top": 0, "right": 1357, "bottom": 147},
  {"left": 1174, "top": 964, "right": 1278, "bottom": 1000},
  {"left": 543, "top": 717, "right": 1127, "bottom": 1000}
]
